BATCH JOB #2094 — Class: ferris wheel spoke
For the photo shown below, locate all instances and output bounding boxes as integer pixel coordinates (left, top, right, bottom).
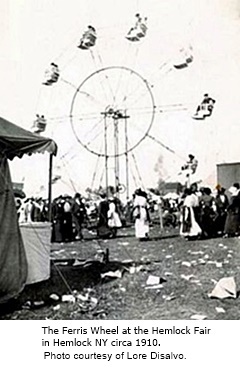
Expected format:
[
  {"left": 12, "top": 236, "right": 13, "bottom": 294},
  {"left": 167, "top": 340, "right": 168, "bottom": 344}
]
[
  {"left": 61, "top": 76, "right": 108, "bottom": 110},
  {"left": 94, "top": 47, "right": 117, "bottom": 104},
  {"left": 78, "top": 117, "right": 105, "bottom": 144},
  {"left": 119, "top": 45, "right": 142, "bottom": 107},
  {"left": 72, "top": 113, "right": 102, "bottom": 121},
  {"left": 110, "top": 51, "right": 136, "bottom": 106},
  {"left": 89, "top": 50, "right": 113, "bottom": 104},
  {"left": 84, "top": 119, "right": 112, "bottom": 148},
  {"left": 127, "top": 106, "right": 156, "bottom": 115},
  {"left": 121, "top": 78, "right": 153, "bottom": 109},
  {"left": 112, "top": 44, "right": 132, "bottom": 104},
  {"left": 127, "top": 138, "right": 145, "bottom": 189},
  {"left": 117, "top": 69, "right": 137, "bottom": 108},
  {"left": 60, "top": 78, "right": 79, "bottom": 91},
  {"left": 90, "top": 141, "right": 104, "bottom": 189},
  {"left": 76, "top": 90, "right": 108, "bottom": 110}
]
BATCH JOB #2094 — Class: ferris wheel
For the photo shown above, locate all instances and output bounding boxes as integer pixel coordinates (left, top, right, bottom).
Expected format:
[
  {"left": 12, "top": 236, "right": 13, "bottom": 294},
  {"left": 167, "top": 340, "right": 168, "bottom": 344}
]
[{"left": 33, "top": 12, "right": 217, "bottom": 197}]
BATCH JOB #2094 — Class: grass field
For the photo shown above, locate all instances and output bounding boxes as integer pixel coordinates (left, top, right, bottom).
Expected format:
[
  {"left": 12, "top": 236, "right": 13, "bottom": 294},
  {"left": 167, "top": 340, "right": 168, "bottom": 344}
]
[{"left": 1, "top": 225, "right": 240, "bottom": 320}]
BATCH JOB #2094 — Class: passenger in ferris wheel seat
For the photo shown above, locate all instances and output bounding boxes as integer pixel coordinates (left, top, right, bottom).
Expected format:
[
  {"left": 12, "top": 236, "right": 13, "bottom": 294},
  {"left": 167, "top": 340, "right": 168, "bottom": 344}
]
[
  {"left": 43, "top": 63, "right": 59, "bottom": 85},
  {"left": 50, "top": 63, "right": 60, "bottom": 82},
  {"left": 181, "top": 154, "right": 198, "bottom": 175},
  {"left": 194, "top": 94, "right": 216, "bottom": 119},
  {"left": 137, "top": 17, "right": 147, "bottom": 38},
  {"left": 201, "top": 94, "right": 215, "bottom": 105},
  {"left": 126, "top": 14, "right": 147, "bottom": 41},
  {"left": 78, "top": 25, "right": 97, "bottom": 49}
]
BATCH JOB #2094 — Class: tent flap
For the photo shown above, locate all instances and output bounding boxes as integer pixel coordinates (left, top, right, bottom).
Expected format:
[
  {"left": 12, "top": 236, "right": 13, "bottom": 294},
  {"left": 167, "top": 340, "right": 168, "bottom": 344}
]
[
  {"left": 0, "top": 117, "right": 57, "bottom": 159},
  {"left": 0, "top": 156, "right": 28, "bottom": 303}
]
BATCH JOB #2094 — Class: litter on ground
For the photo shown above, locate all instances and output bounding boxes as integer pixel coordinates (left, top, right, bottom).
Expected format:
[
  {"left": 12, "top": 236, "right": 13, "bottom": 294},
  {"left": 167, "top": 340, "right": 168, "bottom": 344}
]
[
  {"left": 208, "top": 277, "right": 237, "bottom": 299},
  {"left": 101, "top": 270, "right": 122, "bottom": 279},
  {"left": 146, "top": 275, "right": 160, "bottom": 285},
  {"left": 215, "top": 307, "right": 226, "bottom": 313},
  {"left": 190, "top": 314, "right": 207, "bottom": 320},
  {"left": 182, "top": 261, "right": 191, "bottom": 267}
]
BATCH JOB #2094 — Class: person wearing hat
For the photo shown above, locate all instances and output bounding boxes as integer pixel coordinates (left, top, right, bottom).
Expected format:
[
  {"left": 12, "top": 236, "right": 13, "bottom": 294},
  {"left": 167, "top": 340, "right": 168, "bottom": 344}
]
[
  {"left": 214, "top": 186, "right": 229, "bottom": 236},
  {"left": 97, "top": 193, "right": 112, "bottom": 238},
  {"left": 72, "top": 193, "right": 87, "bottom": 240},
  {"left": 132, "top": 188, "right": 150, "bottom": 240},
  {"left": 62, "top": 195, "right": 73, "bottom": 242},
  {"left": 224, "top": 183, "right": 240, "bottom": 237},
  {"left": 180, "top": 188, "right": 202, "bottom": 240},
  {"left": 107, "top": 196, "right": 122, "bottom": 238}
]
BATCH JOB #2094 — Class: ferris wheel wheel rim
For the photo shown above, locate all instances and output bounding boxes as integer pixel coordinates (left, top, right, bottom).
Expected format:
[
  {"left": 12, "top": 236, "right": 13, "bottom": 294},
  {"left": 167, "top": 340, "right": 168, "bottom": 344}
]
[{"left": 70, "top": 65, "right": 156, "bottom": 157}]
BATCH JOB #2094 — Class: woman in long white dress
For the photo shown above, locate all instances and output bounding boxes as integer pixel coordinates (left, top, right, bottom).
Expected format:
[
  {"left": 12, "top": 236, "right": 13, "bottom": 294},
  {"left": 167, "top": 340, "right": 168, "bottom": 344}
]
[
  {"left": 180, "top": 188, "right": 202, "bottom": 239},
  {"left": 107, "top": 197, "right": 122, "bottom": 237},
  {"left": 132, "top": 189, "right": 150, "bottom": 240}
]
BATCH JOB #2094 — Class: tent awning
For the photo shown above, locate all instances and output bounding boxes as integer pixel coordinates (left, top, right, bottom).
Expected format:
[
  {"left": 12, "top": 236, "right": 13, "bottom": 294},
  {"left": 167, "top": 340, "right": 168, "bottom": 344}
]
[{"left": 0, "top": 117, "right": 57, "bottom": 160}]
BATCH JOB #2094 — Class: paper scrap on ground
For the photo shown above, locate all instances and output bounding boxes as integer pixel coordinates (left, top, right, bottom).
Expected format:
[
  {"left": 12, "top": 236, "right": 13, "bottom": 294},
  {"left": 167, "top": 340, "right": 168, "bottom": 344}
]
[
  {"left": 101, "top": 270, "right": 122, "bottom": 279},
  {"left": 73, "top": 260, "right": 83, "bottom": 266},
  {"left": 207, "top": 260, "right": 216, "bottom": 265},
  {"left": 49, "top": 293, "right": 59, "bottom": 301},
  {"left": 62, "top": 295, "right": 76, "bottom": 303},
  {"left": 209, "top": 277, "right": 237, "bottom": 299},
  {"left": 190, "top": 314, "right": 207, "bottom": 320},
  {"left": 77, "top": 293, "right": 89, "bottom": 302},
  {"left": 181, "top": 274, "right": 195, "bottom": 281},
  {"left": 146, "top": 275, "right": 160, "bottom": 285},
  {"left": 145, "top": 284, "right": 163, "bottom": 290},
  {"left": 215, "top": 307, "right": 225, "bottom": 313},
  {"left": 118, "top": 242, "right": 129, "bottom": 246},
  {"left": 163, "top": 293, "right": 176, "bottom": 301},
  {"left": 182, "top": 261, "right": 191, "bottom": 267},
  {"left": 129, "top": 266, "right": 143, "bottom": 274}
]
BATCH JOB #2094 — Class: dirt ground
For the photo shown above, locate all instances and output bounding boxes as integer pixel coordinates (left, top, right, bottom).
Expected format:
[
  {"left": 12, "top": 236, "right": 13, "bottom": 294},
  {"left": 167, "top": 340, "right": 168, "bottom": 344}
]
[{"left": 1, "top": 225, "right": 240, "bottom": 320}]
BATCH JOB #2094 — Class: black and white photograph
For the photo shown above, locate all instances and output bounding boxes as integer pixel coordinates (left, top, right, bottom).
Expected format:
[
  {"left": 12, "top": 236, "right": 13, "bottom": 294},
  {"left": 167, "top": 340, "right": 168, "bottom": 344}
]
[{"left": 1, "top": 0, "right": 240, "bottom": 322}]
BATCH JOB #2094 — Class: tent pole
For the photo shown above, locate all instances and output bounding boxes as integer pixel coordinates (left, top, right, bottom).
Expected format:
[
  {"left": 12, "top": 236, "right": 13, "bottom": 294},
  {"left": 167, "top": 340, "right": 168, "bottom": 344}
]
[{"left": 48, "top": 153, "right": 53, "bottom": 222}]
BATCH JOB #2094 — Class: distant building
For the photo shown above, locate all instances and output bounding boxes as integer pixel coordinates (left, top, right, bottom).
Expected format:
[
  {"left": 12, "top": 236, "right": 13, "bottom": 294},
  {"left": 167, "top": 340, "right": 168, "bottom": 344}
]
[{"left": 217, "top": 162, "right": 240, "bottom": 191}]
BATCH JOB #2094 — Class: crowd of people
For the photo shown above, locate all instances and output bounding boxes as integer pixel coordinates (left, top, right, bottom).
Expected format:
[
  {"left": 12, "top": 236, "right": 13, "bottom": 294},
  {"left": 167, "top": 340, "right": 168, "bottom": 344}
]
[
  {"left": 14, "top": 180, "right": 240, "bottom": 243},
  {"left": 179, "top": 182, "right": 240, "bottom": 240},
  {"left": 16, "top": 197, "right": 49, "bottom": 223},
  {"left": 51, "top": 193, "right": 87, "bottom": 243},
  {"left": 14, "top": 189, "right": 151, "bottom": 242}
]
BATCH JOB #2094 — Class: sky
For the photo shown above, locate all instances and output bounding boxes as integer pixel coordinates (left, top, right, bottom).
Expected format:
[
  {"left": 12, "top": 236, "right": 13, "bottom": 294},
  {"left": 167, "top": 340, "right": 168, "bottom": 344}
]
[{"left": 1, "top": 0, "right": 240, "bottom": 198}]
